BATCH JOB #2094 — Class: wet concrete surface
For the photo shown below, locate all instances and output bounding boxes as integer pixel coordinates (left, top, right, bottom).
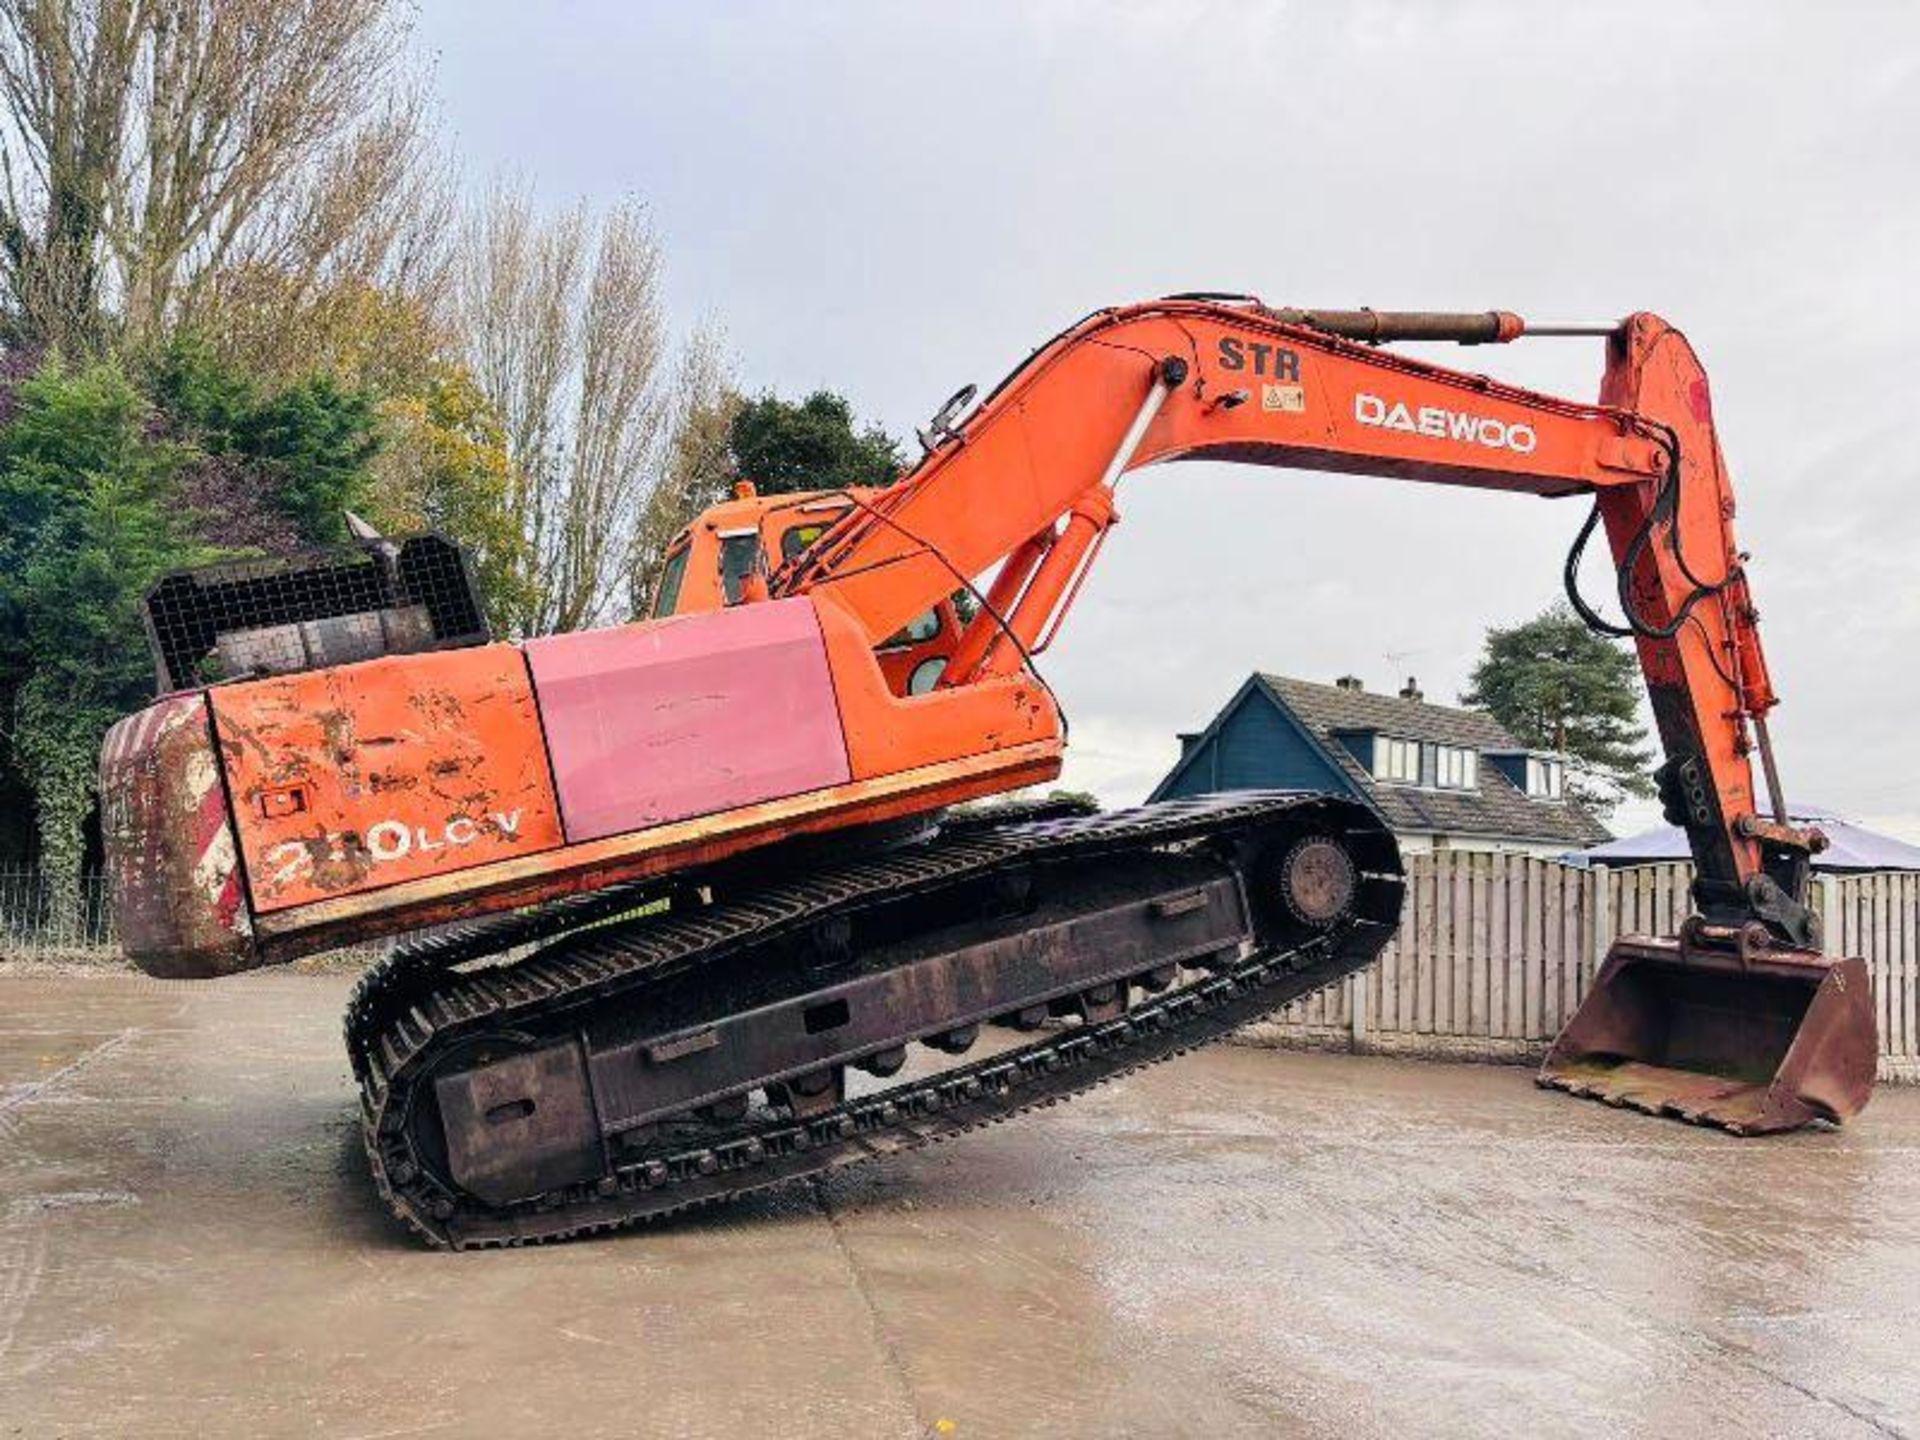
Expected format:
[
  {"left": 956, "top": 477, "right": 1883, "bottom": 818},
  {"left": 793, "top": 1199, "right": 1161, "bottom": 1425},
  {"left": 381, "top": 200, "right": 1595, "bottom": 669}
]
[{"left": 1, "top": 972, "right": 1917, "bottom": 1439}]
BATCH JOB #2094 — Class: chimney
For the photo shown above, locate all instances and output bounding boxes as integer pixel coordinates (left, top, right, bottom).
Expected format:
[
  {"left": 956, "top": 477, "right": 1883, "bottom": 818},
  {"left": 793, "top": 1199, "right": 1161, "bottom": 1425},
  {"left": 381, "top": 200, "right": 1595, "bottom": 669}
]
[
  {"left": 1334, "top": 675, "right": 1364, "bottom": 692},
  {"left": 1399, "top": 676, "right": 1424, "bottom": 702},
  {"left": 1178, "top": 732, "right": 1203, "bottom": 758}
]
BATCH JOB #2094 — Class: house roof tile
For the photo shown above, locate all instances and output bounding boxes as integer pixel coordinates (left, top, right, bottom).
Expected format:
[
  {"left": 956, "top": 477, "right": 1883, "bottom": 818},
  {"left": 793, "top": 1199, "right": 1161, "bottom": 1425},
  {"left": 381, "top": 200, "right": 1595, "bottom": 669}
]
[{"left": 1255, "top": 675, "right": 1612, "bottom": 848}]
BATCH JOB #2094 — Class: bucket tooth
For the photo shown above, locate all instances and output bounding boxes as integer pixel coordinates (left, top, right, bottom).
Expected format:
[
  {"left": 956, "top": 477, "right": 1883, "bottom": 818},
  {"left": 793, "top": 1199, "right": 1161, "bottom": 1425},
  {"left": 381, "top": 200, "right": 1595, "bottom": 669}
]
[{"left": 1537, "top": 935, "right": 1877, "bottom": 1136}]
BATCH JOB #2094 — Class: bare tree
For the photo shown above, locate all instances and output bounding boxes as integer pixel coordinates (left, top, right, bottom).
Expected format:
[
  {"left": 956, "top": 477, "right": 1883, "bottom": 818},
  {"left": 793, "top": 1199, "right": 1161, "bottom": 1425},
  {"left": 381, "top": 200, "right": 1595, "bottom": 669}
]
[
  {"left": 630, "top": 325, "right": 742, "bottom": 617},
  {"left": 457, "top": 186, "right": 707, "bottom": 635},
  {"left": 0, "top": 0, "right": 143, "bottom": 350},
  {"left": 0, "top": 0, "right": 436, "bottom": 353},
  {"left": 191, "top": 96, "right": 456, "bottom": 384}
]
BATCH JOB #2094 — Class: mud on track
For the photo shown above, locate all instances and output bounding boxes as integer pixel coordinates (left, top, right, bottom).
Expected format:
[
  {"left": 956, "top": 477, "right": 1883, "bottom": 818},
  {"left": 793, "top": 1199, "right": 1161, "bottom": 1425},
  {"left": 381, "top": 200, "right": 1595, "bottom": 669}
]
[{"left": 2, "top": 971, "right": 1917, "bottom": 1438}]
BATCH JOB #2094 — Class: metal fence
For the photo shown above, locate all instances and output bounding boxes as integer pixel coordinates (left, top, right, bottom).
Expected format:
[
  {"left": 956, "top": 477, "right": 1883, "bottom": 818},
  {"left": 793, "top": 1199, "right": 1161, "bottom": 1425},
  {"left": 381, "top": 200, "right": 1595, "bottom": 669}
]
[
  {"left": 1256, "top": 854, "right": 1920, "bottom": 1083},
  {"left": 0, "top": 865, "right": 400, "bottom": 967},
  {"left": 0, "top": 866, "right": 120, "bottom": 959}
]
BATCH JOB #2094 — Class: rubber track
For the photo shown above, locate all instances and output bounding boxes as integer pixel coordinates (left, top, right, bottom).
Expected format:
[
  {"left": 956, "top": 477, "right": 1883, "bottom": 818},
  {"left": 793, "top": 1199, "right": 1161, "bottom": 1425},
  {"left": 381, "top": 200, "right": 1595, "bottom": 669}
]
[
  {"left": 349, "top": 794, "right": 1400, "bottom": 1248},
  {"left": 343, "top": 873, "right": 668, "bottom": 1084}
]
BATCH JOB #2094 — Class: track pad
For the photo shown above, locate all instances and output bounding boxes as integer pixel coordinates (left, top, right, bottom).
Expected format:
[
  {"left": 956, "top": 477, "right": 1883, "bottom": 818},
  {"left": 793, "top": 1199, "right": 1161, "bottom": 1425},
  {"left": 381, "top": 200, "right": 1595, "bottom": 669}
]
[{"left": 436, "top": 1042, "right": 602, "bottom": 1205}]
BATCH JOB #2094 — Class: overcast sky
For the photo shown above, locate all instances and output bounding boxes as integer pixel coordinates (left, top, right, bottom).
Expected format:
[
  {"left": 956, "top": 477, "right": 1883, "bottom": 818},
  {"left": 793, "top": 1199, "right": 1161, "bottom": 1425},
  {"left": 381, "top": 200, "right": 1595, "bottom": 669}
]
[{"left": 418, "top": 1, "right": 1920, "bottom": 838}]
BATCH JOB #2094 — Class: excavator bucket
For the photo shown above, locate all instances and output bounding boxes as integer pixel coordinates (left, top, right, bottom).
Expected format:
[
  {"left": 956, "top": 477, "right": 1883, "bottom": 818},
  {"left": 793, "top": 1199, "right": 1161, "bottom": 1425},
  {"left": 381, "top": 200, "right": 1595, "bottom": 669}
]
[{"left": 1538, "top": 935, "right": 1877, "bottom": 1134}]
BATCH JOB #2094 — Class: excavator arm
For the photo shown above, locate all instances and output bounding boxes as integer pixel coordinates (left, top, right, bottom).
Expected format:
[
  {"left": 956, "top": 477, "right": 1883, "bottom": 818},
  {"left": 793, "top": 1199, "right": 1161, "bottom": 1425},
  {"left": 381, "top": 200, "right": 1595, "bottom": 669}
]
[{"left": 775, "top": 298, "right": 1813, "bottom": 945}]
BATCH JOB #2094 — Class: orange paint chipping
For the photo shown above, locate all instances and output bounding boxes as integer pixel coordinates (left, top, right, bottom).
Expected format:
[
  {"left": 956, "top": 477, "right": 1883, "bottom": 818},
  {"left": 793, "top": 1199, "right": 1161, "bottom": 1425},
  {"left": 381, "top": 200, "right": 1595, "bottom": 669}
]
[{"left": 210, "top": 647, "right": 563, "bottom": 912}]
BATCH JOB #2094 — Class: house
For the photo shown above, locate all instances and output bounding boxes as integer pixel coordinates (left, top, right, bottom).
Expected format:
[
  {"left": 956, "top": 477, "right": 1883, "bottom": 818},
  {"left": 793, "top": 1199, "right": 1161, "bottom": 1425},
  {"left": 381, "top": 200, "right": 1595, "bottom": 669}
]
[{"left": 1150, "top": 673, "right": 1611, "bottom": 857}]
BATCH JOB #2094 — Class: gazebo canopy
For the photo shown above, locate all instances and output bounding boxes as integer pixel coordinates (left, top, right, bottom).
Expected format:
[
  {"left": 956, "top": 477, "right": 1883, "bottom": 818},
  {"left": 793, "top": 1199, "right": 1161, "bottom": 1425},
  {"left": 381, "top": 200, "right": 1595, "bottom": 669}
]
[{"left": 1567, "top": 804, "right": 1920, "bottom": 873}]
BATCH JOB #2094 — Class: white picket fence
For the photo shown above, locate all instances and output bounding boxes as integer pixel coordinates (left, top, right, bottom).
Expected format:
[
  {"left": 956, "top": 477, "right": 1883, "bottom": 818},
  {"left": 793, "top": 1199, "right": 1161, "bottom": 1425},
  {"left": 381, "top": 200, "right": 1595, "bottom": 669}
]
[{"left": 1258, "top": 854, "right": 1920, "bottom": 1083}]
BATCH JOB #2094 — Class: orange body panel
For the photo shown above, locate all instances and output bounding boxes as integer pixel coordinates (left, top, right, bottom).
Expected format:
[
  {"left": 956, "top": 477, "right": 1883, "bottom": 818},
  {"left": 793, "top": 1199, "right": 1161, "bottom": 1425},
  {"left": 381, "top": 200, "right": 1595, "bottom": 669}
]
[
  {"left": 813, "top": 594, "right": 1062, "bottom": 780},
  {"left": 210, "top": 645, "right": 564, "bottom": 913},
  {"left": 254, "top": 740, "right": 1061, "bottom": 962}
]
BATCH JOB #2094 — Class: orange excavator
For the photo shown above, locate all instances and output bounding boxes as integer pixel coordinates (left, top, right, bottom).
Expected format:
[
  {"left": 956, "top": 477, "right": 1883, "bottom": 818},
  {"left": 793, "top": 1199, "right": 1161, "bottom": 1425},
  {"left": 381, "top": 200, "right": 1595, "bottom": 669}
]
[{"left": 101, "top": 296, "right": 1876, "bottom": 1247}]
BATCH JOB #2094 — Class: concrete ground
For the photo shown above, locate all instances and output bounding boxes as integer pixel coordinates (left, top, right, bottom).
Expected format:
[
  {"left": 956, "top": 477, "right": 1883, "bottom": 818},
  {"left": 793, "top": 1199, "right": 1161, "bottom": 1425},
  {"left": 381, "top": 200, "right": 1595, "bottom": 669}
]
[{"left": 1, "top": 973, "right": 1916, "bottom": 1440}]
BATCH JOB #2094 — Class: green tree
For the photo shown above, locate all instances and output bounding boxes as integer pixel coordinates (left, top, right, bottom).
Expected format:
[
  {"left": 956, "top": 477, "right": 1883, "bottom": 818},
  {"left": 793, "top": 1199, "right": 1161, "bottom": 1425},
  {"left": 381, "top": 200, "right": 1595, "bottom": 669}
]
[
  {"left": 1462, "top": 602, "right": 1654, "bottom": 817},
  {"left": 373, "top": 364, "right": 534, "bottom": 634},
  {"left": 148, "top": 334, "right": 382, "bottom": 546},
  {"left": 238, "top": 377, "right": 381, "bottom": 543},
  {"left": 146, "top": 333, "right": 253, "bottom": 435},
  {"left": 0, "top": 359, "right": 204, "bottom": 922},
  {"left": 728, "top": 390, "right": 902, "bottom": 495}
]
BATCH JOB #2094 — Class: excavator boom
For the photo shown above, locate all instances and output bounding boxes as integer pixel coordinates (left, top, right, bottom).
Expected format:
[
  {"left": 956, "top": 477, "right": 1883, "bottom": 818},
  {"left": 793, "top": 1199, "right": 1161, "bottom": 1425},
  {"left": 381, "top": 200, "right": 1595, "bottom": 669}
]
[
  {"left": 100, "top": 292, "right": 1873, "bottom": 1245},
  {"left": 782, "top": 300, "right": 1796, "bottom": 924}
]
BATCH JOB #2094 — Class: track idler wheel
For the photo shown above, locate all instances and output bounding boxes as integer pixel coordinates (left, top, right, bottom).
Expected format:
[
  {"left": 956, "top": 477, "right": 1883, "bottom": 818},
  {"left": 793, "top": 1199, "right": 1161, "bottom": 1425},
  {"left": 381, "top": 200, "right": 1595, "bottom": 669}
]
[
  {"left": 1241, "top": 828, "right": 1360, "bottom": 951},
  {"left": 1278, "top": 835, "right": 1357, "bottom": 927}
]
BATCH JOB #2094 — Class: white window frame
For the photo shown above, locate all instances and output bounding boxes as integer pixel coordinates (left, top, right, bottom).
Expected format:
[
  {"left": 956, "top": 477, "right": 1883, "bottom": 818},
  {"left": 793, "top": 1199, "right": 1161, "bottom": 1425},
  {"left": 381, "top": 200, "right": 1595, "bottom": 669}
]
[
  {"left": 1434, "top": 744, "right": 1476, "bottom": 790},
  {"left": 1526, "top": 756, "right": 1564, "bottom": 799},
  {"left": 1375, "top": 736, "right": 1420, "bottom": 785}
]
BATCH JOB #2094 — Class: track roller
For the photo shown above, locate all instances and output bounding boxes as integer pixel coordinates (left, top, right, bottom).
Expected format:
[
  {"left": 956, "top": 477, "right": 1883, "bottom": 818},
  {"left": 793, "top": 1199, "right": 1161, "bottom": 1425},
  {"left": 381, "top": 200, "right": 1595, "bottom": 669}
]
[
  {"left": 925, "top": 1024, "right": 981, "bottom": 1055},
  {"left": 1138, "top": 964, "right": 1177, "bottom": 993},
  {"left": 858, "top": 1045, "right": 908, "bottom": 1077},
  {"left": 769, "top": 1067, "right": 845, "bottom": 1118}
]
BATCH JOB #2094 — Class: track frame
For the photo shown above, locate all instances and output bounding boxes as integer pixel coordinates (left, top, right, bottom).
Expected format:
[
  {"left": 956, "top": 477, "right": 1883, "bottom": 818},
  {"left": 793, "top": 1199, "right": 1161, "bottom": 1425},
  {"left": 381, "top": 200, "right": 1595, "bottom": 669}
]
[{"left": 349, "top": 793, "right": 1403, "bottom": 1248}]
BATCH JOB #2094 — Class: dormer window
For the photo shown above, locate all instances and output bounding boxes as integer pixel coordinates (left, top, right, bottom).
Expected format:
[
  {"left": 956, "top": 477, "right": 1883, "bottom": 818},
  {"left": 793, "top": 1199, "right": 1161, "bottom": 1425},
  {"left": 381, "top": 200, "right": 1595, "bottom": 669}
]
[
  {"left": 1434, "top": 744, "right": 1476, "bottom": 790},
  {"left": 1375, "top": 736, "right": 1420, "bottom": 784},
  {"left": 1526, "top": 756, "right": 1565, "bottom": 799}
]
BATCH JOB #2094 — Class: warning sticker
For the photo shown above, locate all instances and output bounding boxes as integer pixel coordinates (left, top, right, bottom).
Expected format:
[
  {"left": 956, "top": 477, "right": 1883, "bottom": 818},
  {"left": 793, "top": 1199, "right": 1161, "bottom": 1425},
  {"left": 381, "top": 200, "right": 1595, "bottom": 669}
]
[{"left": 1262, "top": 383, "right": 1306, "bottom": 414}]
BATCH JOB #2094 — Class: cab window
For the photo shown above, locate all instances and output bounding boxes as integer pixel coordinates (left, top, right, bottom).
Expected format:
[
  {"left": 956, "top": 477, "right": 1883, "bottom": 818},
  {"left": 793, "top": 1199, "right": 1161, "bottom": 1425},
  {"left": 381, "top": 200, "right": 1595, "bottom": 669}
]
[
  {"left": 652, "top": 544, "right": 690, "bottom": 617},
  {"left": 719, "top": 532, "right": 761, "bottom": 605},
  {"left": 781, "top": 522, "right": 833, "bottom": 562},
  {"left": 880, "top": 610, "right": 941, "bottom": 649}
]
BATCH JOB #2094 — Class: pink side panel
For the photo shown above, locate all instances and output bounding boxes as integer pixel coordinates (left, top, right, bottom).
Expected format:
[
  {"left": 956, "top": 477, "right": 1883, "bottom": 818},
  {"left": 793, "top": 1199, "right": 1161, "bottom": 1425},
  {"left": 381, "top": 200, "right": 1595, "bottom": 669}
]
[{"left": 523, "top": 597, "right": 853, "bottom": 843}]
